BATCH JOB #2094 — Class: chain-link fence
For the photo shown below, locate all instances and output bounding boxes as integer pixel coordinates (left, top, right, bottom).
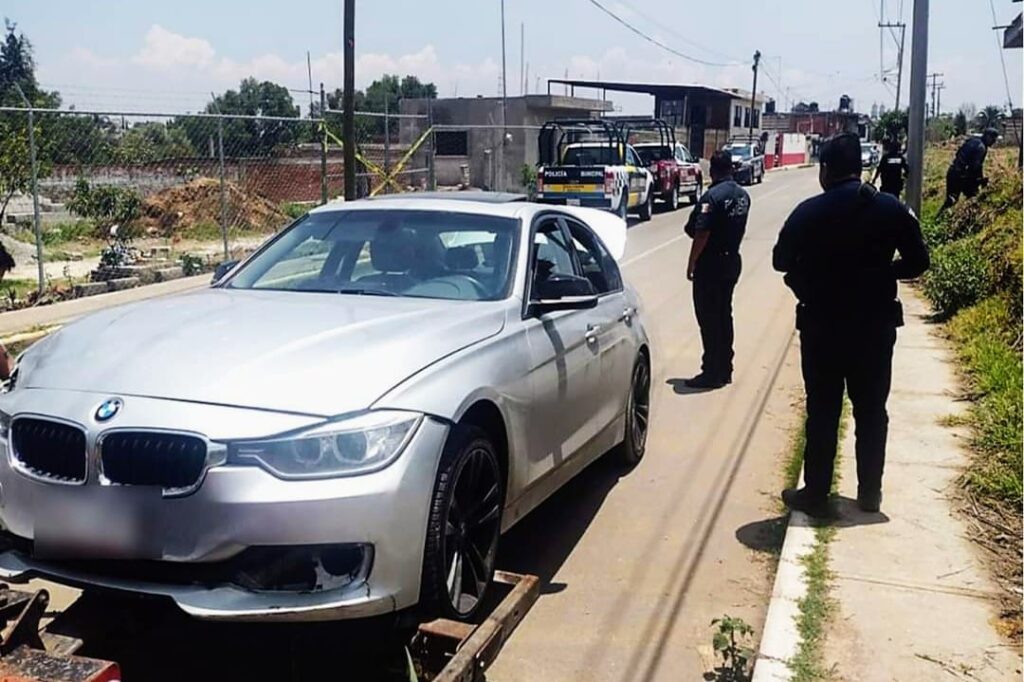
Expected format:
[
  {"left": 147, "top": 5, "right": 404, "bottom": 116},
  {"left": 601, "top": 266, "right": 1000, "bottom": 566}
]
[{"left": 0, "top": 102, "right": 527, "bottom": 305}]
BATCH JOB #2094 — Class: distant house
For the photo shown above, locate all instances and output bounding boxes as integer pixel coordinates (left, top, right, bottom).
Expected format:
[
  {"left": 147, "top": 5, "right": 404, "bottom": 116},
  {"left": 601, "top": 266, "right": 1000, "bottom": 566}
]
[{"left": 400, "top": 94, "right": 612, "bottom": 190}]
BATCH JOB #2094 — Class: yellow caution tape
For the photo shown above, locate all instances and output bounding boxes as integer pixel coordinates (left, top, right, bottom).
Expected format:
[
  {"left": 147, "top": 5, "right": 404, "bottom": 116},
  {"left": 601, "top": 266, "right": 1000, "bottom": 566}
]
[{"left": 370, "top": 124, "right": 434, "bottom": 196}]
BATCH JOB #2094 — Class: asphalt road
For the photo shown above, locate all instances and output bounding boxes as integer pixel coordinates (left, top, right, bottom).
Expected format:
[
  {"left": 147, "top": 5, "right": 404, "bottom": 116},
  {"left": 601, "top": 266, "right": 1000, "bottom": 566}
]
[
  {"left": 20, "top": 168, "right": 822, "bottom": 680},
  {"left": 490, "top": 166, "right": 821, "bottom": 681}
]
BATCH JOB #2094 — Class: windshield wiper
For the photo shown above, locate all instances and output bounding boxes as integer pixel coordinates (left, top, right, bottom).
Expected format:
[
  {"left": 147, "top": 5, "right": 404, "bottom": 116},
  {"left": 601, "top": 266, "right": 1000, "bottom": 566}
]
[{"left": 335, "top": 287, "right": 400, "bottom": 297}]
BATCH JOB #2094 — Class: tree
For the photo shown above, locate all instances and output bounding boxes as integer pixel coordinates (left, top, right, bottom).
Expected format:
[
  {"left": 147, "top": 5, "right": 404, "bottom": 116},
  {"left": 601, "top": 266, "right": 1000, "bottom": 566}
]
[
  {"left": 321, "top": 74, "right": 437, "bottom": 140},
  {"left": 975, "top": 105, "right": 1004, "bottom": 132},
  {"left": 117, "top": 122, "right": 196, "bottom": 164},
  {"left": 172, "top": 78, "right": 302, "bottom": 157},
  {"left": 872, "top": 108, "right": 909, "bottom": 143},
  {"left": 953, "top": 110, "right": 968, "bottom": 136},
  {"left": 0, "top": 19, "right": 58, "bottom": 107}
]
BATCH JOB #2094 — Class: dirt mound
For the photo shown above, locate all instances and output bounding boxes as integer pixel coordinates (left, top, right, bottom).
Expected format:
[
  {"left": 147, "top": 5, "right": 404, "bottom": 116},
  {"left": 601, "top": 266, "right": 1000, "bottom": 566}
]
[{"left": 141, "top": 178, "right": 287, "bottom": 237}]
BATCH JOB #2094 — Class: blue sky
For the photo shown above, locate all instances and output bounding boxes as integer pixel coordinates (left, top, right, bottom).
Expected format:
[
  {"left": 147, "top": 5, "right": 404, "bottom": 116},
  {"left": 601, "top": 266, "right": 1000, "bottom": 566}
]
[{"left": 5, "top": 0, "right": 1021, "bottom": 116}]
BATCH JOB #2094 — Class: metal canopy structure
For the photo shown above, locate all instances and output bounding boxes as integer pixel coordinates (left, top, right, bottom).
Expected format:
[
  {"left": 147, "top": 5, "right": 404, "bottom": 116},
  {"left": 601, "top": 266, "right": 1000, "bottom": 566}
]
[{"left": 546, "top": 78, "right": 747, "bottom": 102}]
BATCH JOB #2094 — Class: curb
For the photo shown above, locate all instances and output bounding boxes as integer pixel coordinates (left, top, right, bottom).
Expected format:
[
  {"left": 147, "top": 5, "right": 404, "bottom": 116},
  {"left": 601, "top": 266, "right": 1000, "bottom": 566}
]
[{"left": 751, "top": 508, "right": 814, "bottom": 681}]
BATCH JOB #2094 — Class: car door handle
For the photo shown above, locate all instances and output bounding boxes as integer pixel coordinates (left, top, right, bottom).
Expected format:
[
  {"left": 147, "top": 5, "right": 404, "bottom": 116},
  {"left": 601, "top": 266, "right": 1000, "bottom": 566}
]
[
  {"left": 620, "top": 306, "right": 637, "bottom": 323},
  {"left": 585, "top": 323, "right": 602, "bottom": 343}
]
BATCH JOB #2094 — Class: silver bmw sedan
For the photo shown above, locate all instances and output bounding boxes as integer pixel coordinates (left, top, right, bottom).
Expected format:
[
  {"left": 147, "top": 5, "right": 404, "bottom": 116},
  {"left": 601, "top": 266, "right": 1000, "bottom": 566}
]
[{"left": 0, "top": 197, "right": 651, "bottom": 622}]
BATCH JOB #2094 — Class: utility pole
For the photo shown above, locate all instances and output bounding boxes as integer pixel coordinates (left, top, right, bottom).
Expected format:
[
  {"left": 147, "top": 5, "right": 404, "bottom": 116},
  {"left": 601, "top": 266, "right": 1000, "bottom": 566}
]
[
  {"left": 906, "top": 0, "right": 930, "bottom": 214},
  {"left": 500, "top": 0, "right": 508, "bottom": 130},
  {"left": 879, "top": 21, "right": 907, "bottom": 110},
  {"left": 520, "top": 23, "right": 525, "bottom": 96},
  {"left": 936, "top": 81, "right": 945, "bottom": 118},
  {"left": 748, "top": 50, "right": 761, "bottom": 143},
  {"left": 342, "top": 0, "right": 356, "bottom": 201},
  {"left": 927, "top": 72, "right": 943, "bottom": 119},
  {"left": 319, "top": 83, "right": 328, "bottom": 204}
]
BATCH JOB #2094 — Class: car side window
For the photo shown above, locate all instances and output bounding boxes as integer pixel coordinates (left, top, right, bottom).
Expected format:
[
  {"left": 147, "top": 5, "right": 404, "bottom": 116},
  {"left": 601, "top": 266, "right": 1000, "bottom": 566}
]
[
  {"left": 626, "top": 147, "right": 639, "bottom": 167},
  {"left": 680, "top": 146, "right": 692, "bottom": 163},
  {"left": 564, "top": 218, "right": 623, "bottom": 295},
  {"left": 530, "top": 218, "right": 576, "bottom": 301}
]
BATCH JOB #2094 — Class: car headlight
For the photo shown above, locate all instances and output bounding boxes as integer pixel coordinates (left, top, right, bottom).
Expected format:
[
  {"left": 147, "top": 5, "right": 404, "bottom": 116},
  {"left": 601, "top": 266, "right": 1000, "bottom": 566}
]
[{"left": 227, "top": 410, "right": 422, "bottom": 479}]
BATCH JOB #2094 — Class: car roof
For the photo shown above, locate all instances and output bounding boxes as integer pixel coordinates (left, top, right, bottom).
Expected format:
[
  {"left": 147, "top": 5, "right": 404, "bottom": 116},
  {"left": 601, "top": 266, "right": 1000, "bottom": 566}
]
[
  {"left": 367, "top": 191, "right": 527, "bottom": 204},
  {"left": 309, "top": 196, "right": 540, "bottom": 220}
]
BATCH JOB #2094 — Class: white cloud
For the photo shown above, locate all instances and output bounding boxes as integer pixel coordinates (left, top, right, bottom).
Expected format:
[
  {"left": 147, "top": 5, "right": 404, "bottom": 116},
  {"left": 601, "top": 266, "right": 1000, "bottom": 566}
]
[{"left": 131, "top": 25, "right": 216, "bottom": 70}]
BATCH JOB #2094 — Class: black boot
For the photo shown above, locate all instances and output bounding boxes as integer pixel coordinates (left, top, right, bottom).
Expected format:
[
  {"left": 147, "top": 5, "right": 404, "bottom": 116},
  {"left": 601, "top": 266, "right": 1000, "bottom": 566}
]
[
  {"left": 683, "top": 373, "right": 726, "bottom": 389},
  {"left": 857, "top": 488, "right": 882, "bottom": 513},
  {"left": 781, "top": 487, "right": 832, "bottom": 519}
]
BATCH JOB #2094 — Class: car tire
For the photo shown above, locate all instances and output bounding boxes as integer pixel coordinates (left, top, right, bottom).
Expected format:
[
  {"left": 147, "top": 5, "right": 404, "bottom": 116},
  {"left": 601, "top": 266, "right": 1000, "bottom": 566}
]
[
  {"left": 420, "top": 425, "right": 503, "bottom": 622},
  {"left": 615, "top": 354, "right": 651, "bottom": 467},
  {"left": 617, "top": 191, "right": 628, "bottom": 220},
  {"left": 757, "top": 166, "right": 764, "bottom": 184},
  {"left": 639, "top": 190, "right": 653, "bottom": 222},
  {"left": 668, "top": 183, "right": 680, "bottom": 211}
]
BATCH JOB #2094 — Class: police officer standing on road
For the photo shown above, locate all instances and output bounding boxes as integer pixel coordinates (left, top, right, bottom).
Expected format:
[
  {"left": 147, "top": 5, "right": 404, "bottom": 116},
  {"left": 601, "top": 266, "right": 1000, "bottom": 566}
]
[
  {"left": 683, "top": 150, "right": 751, "bottom": 389},
  {"left": 940, "top": 127, "right": 999, "bottom": 213},
  {"left": 773, "top": 133, "right": 929, "bottom": 517},
  {"left": 871, "top": 137, "right": 909, "bottom": 198}
]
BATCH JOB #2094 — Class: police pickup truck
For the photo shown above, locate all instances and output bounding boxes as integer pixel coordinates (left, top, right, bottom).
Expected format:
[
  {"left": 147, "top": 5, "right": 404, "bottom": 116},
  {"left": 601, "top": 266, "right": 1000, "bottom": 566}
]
[{"left": 536, "top": 119, "right": 654, "bottom": 221}]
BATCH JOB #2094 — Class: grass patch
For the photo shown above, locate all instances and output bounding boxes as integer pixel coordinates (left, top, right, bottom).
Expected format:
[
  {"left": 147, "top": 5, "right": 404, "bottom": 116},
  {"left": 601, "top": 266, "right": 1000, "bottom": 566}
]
[
  {"left": 947, "top": 297, "right": 1023, "bottom": 502},
  {"left": 781, "top": 404, "right": 848, "bottom": 680},
  {"left": 790, "top": 525, "right": 837, "bottom": 682},
  {"left": 0, "top": 279, "right": 41, "bottom": 302}
]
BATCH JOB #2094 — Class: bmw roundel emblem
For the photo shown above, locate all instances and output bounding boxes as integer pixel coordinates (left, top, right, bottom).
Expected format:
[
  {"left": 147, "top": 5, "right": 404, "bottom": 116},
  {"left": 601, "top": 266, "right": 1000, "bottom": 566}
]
[{"left": 95, "top": 398, "right": 123, "bottom": 422}]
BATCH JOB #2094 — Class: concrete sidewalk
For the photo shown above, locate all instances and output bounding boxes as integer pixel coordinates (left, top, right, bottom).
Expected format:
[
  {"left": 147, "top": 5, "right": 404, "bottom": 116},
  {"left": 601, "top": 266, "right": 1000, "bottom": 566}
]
[
  {"left": 822, "top": 290, "right": 1021, "bottom": 681},
  {"left": 0, "top": 275, "right": 208, "bottom": 337}
]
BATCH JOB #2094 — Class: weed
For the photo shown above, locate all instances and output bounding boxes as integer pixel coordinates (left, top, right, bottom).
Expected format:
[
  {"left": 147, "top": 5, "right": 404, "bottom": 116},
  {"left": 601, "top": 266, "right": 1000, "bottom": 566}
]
[
  {"left": 279, "top": 201, "right": 313, "bottom": 220},
  {"left": 790, "top": 526, "right": 837, "bottom": 682},
  {"left": 706, "top": 615, "right": 755, "bottom": 682}
]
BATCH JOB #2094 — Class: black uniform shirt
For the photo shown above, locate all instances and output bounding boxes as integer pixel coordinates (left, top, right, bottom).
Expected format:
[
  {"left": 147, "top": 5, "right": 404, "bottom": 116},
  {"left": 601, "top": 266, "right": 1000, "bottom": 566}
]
[
  {"left": 684, "top": 178, "right": 750, "bottom": 256},
  {"left": 878, "top": 151, "right": 908, "bottom": 194},
  {"left": 951, "top": 137, "right": 988, "bottom": 179},
  {"left": 773, "top": 179, "right": 929, "bottom": 321}
]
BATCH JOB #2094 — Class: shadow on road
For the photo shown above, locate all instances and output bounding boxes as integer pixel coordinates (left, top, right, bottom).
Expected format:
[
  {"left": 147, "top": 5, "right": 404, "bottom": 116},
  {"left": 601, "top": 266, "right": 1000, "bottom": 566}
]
[
  {"left": 665, "top": 378, "right": 722, "bottom": 395},
  {"left": 51, "top": 591, "right": 413, "bottom": 681},
  {"left": 496, "top": 454, "right": 625, "bottom": 596},
  {"left": 735, "top": 499, "right": 891, "bottom": 553}
]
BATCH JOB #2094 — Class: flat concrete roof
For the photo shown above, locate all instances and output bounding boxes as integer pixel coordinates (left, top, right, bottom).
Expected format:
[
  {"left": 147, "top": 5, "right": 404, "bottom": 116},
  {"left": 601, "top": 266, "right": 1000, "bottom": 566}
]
[
  {"left": 410, "top": 94, "right": 613, "bottom": 112},
  {"left": 547, "top": 78, "right": 764, "bottom": 102}
]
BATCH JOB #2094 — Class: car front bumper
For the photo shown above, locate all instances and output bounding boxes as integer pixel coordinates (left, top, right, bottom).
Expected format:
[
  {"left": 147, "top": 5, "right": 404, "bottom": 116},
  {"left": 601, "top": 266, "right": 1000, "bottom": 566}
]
[
  {"left": 535, "top": 193, "right": 614, "bottom": 210},
  {"left": 0, "top": 388, "right": 448, "bottom": 622}
]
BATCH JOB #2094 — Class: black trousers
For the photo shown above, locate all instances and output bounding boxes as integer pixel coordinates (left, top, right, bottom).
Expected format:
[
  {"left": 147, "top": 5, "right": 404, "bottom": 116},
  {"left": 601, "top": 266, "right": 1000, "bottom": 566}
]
[
  {"left": 692, "top": 253, "right": 742, "bottom": 380},
  {"left": 800, "top": 321, "right": 897, "bottom": 501},
  {"left": 941, "top": 168, "right": 980, "bottom": 210}
]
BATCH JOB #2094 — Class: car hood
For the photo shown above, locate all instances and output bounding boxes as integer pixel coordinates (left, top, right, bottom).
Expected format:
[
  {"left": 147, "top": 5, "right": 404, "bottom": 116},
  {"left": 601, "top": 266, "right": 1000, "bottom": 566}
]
[{"left": 18, "top": 288, "right": 507, "bottom": 417}]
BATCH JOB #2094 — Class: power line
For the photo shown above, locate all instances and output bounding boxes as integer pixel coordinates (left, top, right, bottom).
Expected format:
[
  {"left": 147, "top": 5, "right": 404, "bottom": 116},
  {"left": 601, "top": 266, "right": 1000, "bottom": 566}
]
[
  {"left": 612, "top": 0, "right": 741, "bottom": 63},
  {"left": 585, "top": 0, "right": 739, "bottom": 67},
  {"left": 988, "top": 0, "right": 1017, "bottom": 113}
]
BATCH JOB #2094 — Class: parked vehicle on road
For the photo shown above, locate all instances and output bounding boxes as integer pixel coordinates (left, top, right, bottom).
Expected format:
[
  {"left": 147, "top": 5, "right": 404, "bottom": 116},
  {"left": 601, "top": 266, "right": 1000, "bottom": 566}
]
[
  {"left": 860, "top": 141, "right": 879, "bottom": 169},
  {"left": 536, "top": 118, "right": 655, "bottom": 221},
  {"left": 723, "top": 141, "right": 765, "bottom": 185},
  {"left": 0, "top": 195, "right": 651, "bottom": 624},
  {"left": 619, "top": 118, "right": 703, "bottom": 210}
]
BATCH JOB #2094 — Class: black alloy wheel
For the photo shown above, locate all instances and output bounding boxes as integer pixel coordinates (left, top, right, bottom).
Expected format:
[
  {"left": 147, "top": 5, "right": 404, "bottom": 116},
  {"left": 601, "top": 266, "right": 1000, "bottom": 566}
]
[
  {"left": 617, "top": 355, "right": 651, "bottom": 466},
  {"left": 421, "top": 426, "right": 502, "bottom": 620}
]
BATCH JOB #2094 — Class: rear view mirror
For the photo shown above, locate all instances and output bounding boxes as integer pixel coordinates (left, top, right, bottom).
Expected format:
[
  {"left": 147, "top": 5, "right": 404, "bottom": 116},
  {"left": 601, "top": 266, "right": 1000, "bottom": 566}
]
[
  {"left": 531, "top": 274, "right": 599, "bottom": 314},
  {"left": 212, "top": 260, "right": 240, "bottom": 284}
]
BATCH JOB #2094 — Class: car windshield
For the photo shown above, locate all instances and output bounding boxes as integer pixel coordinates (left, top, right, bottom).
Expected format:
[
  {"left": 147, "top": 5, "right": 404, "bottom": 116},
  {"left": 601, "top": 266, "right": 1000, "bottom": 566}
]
[
  {"left": 634, "top": 145, "right": 671, "bottom": 164},
  {"left": 227, "top": 209, "right": 518, "bottom": 301},
  {"left": 861, "top": 144, "right": 873, "bottom": 153},
  {"left": 561, "top": 145, "right": 620, "bottom": 166},
  {"left": 728, "top": 146, "right": 752, "bottom": 159}
]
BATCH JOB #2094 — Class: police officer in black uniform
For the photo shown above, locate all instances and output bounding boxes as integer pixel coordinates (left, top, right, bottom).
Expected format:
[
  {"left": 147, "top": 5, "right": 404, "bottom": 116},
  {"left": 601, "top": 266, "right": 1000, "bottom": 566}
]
[
  {"left": 871, "top": 137, "right": 909, "bottom": 197},
  {"left": 940, "top": 127, "right": 999, "bottom": 213},
  {"left": 683, "top": 150, "right": 751, "bottom": 389},
  {"left": 773, "top": 133, "right": 929, "bottom": 517}
]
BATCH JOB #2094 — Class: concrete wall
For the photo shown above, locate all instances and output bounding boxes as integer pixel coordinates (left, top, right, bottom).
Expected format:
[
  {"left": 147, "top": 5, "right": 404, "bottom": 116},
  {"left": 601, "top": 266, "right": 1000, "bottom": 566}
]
[{"left": 401, "top": 95, "right": 612, "bottom": 191}]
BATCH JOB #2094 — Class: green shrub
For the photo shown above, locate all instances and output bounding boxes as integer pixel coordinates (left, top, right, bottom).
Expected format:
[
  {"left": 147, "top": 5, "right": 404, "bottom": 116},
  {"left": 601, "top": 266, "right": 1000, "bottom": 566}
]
[
  {"left": 948, "top": 296, "right": 1023, "bottom": 502},
  {"left": 921, "top": 235, "right": 995, "bottom": 317},
  {"left": 280, "top": 202, "right": 312, "bottom": 220},
  {"left": 67, "top": 178, "right": 142, "bottom": 236}
]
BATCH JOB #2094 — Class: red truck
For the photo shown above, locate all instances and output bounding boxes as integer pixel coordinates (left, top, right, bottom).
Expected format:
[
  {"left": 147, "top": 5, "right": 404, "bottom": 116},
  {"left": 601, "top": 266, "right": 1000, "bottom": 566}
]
[{"left": 617, "top": 118, "right": 703, "bottom": 212}]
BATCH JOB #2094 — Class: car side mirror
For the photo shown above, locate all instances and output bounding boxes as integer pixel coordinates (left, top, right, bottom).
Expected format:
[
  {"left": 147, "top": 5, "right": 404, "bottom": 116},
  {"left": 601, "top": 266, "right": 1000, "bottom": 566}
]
[
  {"left": 531, "top": 273, "right": 599, "bottom": 314},
  {"left": 212, "top": 259, "right": 240, "bottom": 284}
]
